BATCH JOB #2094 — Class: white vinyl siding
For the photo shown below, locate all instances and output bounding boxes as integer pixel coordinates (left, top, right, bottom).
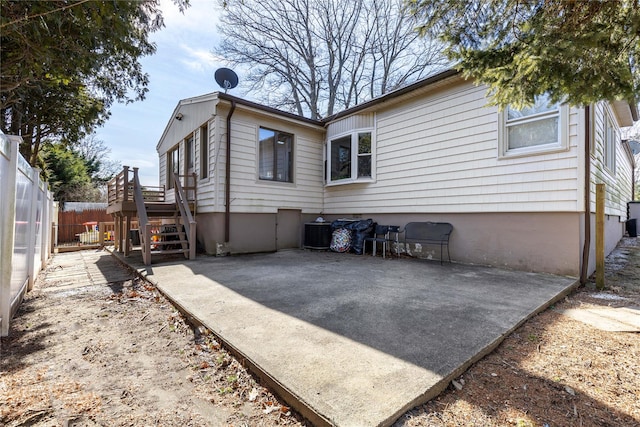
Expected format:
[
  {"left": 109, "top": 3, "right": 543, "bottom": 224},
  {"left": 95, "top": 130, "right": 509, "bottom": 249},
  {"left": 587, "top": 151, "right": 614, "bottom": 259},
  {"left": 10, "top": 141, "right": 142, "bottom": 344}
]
[
  {"left": 323, "top": 81, "right": 581, "bottom": 214},
  {"left": 230, "top": 124, "right": 323, "bottom": 213},
  {"left": 196, "top": 118, "right": 216, "bottom": 212},
  {"left": 590, "top": 102, "right": 633, "bottom": 220},
  {"left": 327, "top": 113, "right": 374, "bottom": 139},
  {"left": 157, "top": 97, "right": 218, "bottom": 205},
  {"left": 206, "top": 107, "right": 324, "bottom": 214}
]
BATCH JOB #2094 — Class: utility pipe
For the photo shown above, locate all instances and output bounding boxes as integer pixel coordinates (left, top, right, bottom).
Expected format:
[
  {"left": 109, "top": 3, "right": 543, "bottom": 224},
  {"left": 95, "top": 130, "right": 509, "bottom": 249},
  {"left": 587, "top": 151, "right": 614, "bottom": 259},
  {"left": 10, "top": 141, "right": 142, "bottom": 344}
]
[
  {"left": 580, "top": 105, "right": 591, "bottom": 285},
  {"left": 225, "top": 100, "right": 236, "bottom": 243}
]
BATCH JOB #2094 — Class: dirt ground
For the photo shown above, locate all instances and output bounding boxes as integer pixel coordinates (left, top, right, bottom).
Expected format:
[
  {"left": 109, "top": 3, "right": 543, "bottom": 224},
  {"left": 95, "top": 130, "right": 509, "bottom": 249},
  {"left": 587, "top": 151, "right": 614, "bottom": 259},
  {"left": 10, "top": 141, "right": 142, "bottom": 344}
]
[{"left": 2, "top": 239, "right": 639, "bottom": 427}]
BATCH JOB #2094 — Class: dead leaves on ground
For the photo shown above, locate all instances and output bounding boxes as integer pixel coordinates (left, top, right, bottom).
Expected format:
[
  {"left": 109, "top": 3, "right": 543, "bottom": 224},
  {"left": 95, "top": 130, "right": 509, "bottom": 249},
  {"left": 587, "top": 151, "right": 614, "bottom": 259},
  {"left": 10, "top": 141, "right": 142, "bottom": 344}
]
[{"left": 0, "top": 368, "right": 101, "bottom": 426}]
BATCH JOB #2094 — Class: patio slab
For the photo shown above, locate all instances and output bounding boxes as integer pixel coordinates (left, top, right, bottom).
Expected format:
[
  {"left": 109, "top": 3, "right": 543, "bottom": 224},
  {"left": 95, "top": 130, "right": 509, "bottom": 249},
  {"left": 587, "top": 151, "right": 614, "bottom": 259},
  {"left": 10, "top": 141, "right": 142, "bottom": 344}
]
[{"left": 112, "top": 249, "right": 577, "bottom": 426}]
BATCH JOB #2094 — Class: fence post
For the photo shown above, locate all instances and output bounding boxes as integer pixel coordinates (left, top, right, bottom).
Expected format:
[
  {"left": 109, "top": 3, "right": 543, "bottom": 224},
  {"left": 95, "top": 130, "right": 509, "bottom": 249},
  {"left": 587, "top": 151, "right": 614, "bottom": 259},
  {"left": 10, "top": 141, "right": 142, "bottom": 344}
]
[
  {"left": 41, "top": 190, "right": 53, "bottom": 264},
  {"left": 53, "top": 201, "right": 59, "bottom": 249},
  {"left": 40, "top": 186, "right": 47, "bottom": 266},
  {"left": 26, "top": 168, "right": 40, "bottom": 291},
  {"left": 0, "top": 137, "right": 19, "bottom": 337}
]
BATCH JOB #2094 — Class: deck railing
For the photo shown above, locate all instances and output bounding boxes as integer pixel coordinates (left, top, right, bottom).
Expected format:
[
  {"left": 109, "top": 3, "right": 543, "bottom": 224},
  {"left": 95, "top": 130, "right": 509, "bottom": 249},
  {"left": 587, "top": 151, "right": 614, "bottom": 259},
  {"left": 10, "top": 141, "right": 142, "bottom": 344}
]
[
  {"left": 107, "top": 166, "right": 167, "bottom": 206},
  {"left": 107, "top": 166, "right": 133, "bottom": 205}
]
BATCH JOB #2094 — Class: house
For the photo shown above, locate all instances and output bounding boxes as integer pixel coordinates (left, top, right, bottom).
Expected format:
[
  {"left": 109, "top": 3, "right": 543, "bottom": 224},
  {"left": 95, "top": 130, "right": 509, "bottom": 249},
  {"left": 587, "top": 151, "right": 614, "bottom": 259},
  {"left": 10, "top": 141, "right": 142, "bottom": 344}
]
[{"left": 156, "top": 69, "right": 638, "bottom": 277}]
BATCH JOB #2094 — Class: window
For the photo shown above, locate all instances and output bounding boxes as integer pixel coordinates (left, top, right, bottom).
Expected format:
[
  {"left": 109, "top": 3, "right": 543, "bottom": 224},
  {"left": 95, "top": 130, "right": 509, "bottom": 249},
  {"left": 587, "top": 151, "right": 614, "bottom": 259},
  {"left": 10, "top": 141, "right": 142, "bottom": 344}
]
[
  {"left": 331, "top": 135, "right": 351, "bottom": 181},
  {"left": 357, "top": 132, "right": 372, "bottom": 178},
  {"left": 167, "top": 145, "right": 179, "bottom": 189},
  {"left": 185, "top": 134, "right": 194, "bottom": 174},
  {"left": 327, "top": 130, "right": 373, "bottom": 184},
  {"left": 259, "top": 127, "right": 293, "bottom": 183},
  {"left": 200, "top": 124, "right": 209, "bottom": 179},
  {"left": 499, "top": 94, "right": 568, "bottom": 157},
  {"left": 604, "top": 110, "right": 617, "bottom": 173}
]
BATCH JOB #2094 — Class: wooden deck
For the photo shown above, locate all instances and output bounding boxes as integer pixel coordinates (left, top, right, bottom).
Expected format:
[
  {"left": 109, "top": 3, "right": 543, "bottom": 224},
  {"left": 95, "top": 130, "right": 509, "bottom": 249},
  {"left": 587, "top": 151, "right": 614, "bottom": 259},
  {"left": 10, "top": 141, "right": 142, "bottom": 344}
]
[{"left": 106, "top": 166, "right": 197, "bottom": 265}]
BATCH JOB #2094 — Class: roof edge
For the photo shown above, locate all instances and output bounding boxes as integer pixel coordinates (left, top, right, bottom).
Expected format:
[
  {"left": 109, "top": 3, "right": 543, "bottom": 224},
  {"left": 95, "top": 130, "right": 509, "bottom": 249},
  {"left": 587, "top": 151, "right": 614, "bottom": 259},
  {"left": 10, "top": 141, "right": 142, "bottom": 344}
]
[
  {"left": 630, "top": 102, "right": 639, "bottom": 122},
  {"left": 322, "top": 69, "right": 461, "bottom": 123},
  {"left": 217, "top": 93, "right": 323, "bottom": 126}
]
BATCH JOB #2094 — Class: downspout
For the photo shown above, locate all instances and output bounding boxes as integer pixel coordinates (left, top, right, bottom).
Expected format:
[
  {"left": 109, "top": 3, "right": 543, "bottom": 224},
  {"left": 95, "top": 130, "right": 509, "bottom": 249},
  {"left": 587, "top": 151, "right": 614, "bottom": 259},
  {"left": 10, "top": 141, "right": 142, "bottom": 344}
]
[
  {"left": 631, "top": 146, "right": 636, "bottom": 201},
  {"left": 225, "top": 100, "right": 236, "bottom": 243},
  {"left": 580, "top": 105, "right": 591, "bottom": 285}
]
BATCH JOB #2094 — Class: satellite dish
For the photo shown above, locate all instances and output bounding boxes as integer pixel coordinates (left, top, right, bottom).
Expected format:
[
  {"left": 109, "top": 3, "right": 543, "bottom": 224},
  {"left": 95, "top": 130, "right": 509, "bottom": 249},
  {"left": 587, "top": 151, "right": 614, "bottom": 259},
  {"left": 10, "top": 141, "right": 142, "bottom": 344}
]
[{"left": 215, "top": 68, "right": 239, "bottom": 93}]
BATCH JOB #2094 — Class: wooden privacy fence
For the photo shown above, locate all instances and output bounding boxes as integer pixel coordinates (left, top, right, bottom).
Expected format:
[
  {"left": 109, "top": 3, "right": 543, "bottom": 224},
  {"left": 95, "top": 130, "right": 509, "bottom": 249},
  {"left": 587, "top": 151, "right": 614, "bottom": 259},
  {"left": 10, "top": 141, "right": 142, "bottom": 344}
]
[{"left": 57, "top": 209, "right": 113, "bottom": 244}]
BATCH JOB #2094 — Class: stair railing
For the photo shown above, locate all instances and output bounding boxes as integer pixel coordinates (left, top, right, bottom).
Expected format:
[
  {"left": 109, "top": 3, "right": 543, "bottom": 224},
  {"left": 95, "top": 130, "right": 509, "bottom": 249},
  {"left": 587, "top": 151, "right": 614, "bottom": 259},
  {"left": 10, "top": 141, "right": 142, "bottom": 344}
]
[
  {"left": 107, "top": 166, "right": 133, "bottom": 206},
  {"left": 171, "top": 172, "right": 197, "bottom": 260},
  {"left": 132, "top": 168, "right": 152, "bottom": 265}
]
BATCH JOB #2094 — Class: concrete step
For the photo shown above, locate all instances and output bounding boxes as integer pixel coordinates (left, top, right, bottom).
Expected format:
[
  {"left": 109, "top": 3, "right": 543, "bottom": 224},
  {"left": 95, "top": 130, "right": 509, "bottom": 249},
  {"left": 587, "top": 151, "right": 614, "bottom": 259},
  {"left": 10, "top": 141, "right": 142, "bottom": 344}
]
[
  {"left": 149, "top": 248, "right": 188, "bottom": 255},
  {"left": 152, "top": 240, "right": 188, "bottom": 247}
]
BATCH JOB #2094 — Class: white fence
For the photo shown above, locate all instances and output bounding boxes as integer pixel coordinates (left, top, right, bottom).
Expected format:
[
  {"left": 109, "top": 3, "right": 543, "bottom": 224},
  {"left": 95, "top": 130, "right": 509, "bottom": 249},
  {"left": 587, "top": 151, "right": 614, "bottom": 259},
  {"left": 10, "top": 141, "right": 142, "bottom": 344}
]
[{"left": 0, "top": 133, "right": 55, "bottom": 337}]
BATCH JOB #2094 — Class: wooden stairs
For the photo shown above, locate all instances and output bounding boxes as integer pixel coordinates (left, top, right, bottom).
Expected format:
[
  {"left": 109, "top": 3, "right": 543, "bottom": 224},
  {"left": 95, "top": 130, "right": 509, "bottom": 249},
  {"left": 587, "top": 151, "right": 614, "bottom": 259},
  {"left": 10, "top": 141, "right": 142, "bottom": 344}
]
[{"left": 107, "top": 166, "right": 197, "bottom": 265}]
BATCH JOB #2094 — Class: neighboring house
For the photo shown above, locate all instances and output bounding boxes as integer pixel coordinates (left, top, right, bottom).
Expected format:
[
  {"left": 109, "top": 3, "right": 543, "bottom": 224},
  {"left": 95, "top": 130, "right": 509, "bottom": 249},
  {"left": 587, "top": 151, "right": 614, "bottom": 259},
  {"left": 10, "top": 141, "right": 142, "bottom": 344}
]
[{"left": 156, "top": 69, "right": 638, "bottom": 277}]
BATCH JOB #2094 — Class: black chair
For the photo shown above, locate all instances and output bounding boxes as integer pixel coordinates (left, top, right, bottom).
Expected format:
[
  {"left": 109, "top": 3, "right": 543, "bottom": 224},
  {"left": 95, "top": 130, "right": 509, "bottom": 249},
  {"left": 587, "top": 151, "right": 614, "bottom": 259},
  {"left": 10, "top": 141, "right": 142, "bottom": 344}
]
[
  {"left": 363, "top": 225, "right": 391, "bottom": 258},
  {"left": 388, "top": 225, "right": 401, "bottom": 257}
]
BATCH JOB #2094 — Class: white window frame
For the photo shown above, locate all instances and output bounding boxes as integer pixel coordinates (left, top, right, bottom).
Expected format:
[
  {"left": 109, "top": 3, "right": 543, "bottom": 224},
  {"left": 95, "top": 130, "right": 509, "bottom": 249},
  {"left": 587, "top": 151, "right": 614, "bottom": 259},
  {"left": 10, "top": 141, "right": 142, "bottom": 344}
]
[
  {"left": 498, "top": 101, "right": 569, "bottom": 159},
  {"left": 326, "top": 129, "right": 375, "bottom": 185}
]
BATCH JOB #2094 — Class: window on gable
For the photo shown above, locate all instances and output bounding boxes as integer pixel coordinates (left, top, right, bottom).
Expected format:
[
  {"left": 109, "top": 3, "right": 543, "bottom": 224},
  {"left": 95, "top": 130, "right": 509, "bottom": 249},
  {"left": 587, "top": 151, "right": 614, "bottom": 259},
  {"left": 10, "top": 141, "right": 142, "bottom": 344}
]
[
  {"left": 604, "top": 110, "right": 617, "bottom": 173},
  {"left": 167, "top": 145, "right": 179, "bottom": 189},
  {"left": 499, "top": 94, "right": 568, "bottom": 158},
  {"left": 327, "top": 130, "right": 374, "bottom": 184},
  {"left": 259, "top": 127, "right": 293, "bottom": 183}
]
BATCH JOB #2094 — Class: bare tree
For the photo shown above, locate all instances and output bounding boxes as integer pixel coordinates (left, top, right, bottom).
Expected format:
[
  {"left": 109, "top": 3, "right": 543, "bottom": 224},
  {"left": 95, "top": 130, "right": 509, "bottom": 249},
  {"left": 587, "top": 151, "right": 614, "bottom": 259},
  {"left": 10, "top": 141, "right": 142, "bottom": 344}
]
[
  {"left": 74, "top": 135, "right": 121, "bottom": 184},
  {"left": 216, "top": 0, "right": 448, "bottom": 119}
]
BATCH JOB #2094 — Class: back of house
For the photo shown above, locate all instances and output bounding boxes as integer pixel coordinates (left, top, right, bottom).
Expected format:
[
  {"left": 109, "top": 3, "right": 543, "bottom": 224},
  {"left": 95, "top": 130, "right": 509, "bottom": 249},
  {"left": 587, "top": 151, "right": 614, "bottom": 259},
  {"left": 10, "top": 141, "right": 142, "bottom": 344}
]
[{"left": 156, "top": 70, "right": 637, "bottom": 277}]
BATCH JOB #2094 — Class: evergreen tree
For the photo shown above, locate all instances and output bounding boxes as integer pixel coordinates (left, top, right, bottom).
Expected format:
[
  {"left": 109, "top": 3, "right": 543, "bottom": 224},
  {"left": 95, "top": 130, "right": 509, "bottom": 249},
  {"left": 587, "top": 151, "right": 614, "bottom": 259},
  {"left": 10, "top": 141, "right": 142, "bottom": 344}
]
[
  {"left": 406, "top": 0, "right": 640, "bottom": 108},
  {"left": 42, "top": 144, "right": 98, "bottom": 205},
  {"left": 0, "top": 0, "right": 188, "bottom": 165}
]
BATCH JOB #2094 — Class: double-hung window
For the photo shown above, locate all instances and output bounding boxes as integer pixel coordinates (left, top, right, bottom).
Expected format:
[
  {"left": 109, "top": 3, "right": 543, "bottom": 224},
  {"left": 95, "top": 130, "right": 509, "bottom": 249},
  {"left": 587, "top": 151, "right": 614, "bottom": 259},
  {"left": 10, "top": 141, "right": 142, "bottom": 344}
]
[
  {"left": 259, "top": 127, "right": 293, "bottom": 183},
  {"left": 499, "top": 94, "right": 568, "bottom": 158},
  {"left": 327, "top": 130, "right": 373, "bottom": 184}
]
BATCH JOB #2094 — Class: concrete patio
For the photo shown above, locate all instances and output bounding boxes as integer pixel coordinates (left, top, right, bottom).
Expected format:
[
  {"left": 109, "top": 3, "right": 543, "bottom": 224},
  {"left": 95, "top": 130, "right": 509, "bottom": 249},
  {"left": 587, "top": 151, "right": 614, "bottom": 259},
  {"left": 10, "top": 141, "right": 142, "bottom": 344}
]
[{"left": 110, "top": 249, "right": 578, "bottom": 426}]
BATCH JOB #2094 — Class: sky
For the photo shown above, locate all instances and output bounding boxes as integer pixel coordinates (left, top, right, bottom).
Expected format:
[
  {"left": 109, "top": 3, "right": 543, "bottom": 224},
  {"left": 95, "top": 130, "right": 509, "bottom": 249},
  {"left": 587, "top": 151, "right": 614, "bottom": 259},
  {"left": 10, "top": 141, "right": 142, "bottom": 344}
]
[
  {"left": 95, "top": 0, "right": 238, "bottom": 186},
  {"left": 94, "top": 0, "right": 640, "bottom": 186}
]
